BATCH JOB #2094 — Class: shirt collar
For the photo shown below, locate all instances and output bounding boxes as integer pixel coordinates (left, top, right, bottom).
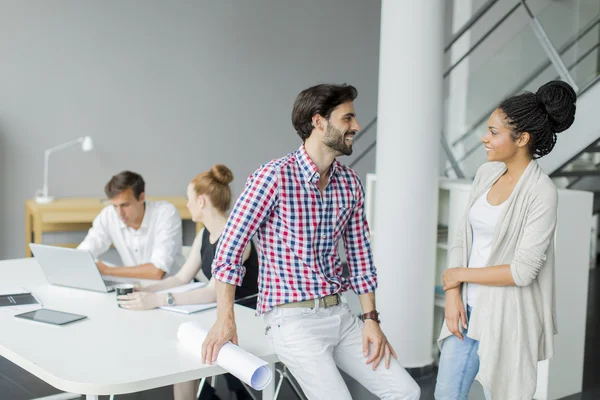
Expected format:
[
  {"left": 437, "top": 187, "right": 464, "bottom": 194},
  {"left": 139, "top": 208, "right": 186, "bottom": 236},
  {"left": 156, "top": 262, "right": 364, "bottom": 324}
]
[{"left": 295, "top": 144, "right": 339, "bottom": 183}]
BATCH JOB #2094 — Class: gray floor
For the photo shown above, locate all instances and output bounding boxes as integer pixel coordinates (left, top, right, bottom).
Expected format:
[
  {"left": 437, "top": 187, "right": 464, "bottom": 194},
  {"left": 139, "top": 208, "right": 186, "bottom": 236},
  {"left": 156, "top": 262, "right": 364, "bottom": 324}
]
[{"left": 1, "top": 269, "right": 599, "bottom": 399}]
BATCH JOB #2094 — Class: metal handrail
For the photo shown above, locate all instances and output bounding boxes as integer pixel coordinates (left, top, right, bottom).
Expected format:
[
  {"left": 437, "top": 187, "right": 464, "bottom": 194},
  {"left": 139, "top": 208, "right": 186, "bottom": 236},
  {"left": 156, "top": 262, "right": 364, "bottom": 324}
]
[
  {"left": 354, "top": 0, "right": 598, "bottom": 178},
  {"left": 349, "top": 132, "right": 466, "bottom": 179},
  {"left": 445, "top": 0, "right": 499, "bottom": 52},
  {"left": 579, "top": 74, "right": 600, "bottom": 97},
  {"left": 348, "top": 140, "right": 377, "bottom": 169},
  {"left": 451, "top": 13, "right": 600, "bottom": 148},
  {"left": 451, "top": 41, "right": 600, "bottom": 171},
  {"left": 441, "top": 133, "right": 465, "bottom": 178},
  {"left": 353, "top": 116, "right": 377, "bottom": 145},
  {"left": 566, "top": 42, "right": 600, "bottom": 80},
  {"left": 444, "top": 2, "right": 522, "bottom": 78},
  {"left": 523, "top": 0, "right": 578, "bottom": 91}
]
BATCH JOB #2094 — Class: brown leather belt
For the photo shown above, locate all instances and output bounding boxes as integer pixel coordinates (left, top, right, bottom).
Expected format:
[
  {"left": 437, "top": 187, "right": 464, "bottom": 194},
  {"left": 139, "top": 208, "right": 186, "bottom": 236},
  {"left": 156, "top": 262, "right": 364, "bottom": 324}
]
[{"left": 277, "top": 293, "right": 341, "bottom": 309}]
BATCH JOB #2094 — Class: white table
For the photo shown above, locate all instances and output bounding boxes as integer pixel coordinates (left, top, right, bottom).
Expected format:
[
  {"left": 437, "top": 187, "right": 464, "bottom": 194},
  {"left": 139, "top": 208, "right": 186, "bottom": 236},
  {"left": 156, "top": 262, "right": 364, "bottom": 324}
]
[{"left": 0, "top": 258, "right": 278, "bottom": 399}]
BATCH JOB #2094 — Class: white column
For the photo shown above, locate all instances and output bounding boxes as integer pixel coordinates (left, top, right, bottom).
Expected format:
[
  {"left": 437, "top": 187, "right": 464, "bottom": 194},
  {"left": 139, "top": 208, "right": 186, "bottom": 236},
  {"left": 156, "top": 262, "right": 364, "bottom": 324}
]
[{"left": 374, "top": 0, "right": 444, "bottom": 368}]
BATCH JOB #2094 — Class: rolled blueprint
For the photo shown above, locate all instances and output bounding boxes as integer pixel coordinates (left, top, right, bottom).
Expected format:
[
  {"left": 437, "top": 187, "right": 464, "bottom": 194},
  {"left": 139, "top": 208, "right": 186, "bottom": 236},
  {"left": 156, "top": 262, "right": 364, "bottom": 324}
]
[{"left": 177, "top": 320, "right": 272, "bottom": 390}]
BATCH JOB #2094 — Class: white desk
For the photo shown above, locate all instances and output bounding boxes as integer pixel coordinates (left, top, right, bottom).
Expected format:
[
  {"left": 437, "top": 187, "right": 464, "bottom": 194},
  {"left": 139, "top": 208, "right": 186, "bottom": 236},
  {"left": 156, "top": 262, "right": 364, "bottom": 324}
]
[{"left": 0, "top": 258, "right": 277, "bottom": 399}]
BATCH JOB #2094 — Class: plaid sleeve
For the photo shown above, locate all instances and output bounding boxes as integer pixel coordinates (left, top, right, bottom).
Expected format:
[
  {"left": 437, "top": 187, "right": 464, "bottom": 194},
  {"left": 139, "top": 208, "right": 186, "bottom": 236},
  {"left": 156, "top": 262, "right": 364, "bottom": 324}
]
[
  {"left": 212, "top": 164, "right": 278, "bottom": 286},
  {"left": 343, "top": 178, "right": 377, "bottom": 294}
]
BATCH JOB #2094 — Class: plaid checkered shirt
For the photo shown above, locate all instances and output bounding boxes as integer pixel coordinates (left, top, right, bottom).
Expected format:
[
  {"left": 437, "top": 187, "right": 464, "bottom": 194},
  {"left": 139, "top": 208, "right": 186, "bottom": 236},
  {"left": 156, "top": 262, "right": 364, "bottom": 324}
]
[{"left": 212, "top": 145, "right": 377, "bottom": 315}]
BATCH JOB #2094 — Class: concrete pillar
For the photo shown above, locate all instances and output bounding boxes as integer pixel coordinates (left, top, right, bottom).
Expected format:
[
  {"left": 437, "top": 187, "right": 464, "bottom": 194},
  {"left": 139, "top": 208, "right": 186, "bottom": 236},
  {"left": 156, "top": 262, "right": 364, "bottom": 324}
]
[{"left": 374, "top": 0, "right": 444, "bottom": 368}]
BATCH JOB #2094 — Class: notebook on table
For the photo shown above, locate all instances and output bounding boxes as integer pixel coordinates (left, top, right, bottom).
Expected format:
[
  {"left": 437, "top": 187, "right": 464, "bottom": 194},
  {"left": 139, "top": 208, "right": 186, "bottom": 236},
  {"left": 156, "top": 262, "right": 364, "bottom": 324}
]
[
  {"left": 0, "top": 286, "right": 41, "bottom": 308},
  {"left": 157, "top": 282, "right": 217, "bottom": 315}
]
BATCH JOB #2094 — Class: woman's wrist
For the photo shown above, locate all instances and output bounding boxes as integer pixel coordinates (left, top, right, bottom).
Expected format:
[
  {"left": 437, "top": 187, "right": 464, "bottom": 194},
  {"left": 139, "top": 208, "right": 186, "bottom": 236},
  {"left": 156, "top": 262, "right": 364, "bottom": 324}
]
[
  {"left": 152, "top": 293, "right": 165, "bottom": 308},
  {"left": 446, "top": 286, "right": 461, "bottom": 298},
  {"left": 456, "top": 267, "right": 468, "bottom": 283}
]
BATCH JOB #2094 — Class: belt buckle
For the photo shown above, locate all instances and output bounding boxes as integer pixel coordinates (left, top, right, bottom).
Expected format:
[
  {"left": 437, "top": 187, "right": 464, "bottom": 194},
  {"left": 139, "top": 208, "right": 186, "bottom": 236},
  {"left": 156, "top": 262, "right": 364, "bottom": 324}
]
[{"left": 323, "top": 294, "right": 338, "bottom": 309}]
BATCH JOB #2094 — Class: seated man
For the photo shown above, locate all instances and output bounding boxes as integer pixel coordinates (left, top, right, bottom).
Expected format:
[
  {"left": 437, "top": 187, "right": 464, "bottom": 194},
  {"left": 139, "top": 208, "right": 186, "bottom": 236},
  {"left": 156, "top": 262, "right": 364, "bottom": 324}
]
[{"left": 77, "top": 171, "right": 185, "bottom": 280}]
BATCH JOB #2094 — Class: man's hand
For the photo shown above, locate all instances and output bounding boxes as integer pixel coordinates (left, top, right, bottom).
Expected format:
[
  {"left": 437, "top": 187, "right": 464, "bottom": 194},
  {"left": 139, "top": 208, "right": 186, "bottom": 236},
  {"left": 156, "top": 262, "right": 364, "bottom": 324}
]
[
  {"left": 445, "top": 288, "right": 467, "bottom": 340},
  {"left": 443, "top": 268, "right": 463, "bottom": 291},
  {"left": 201, "top": 317, "right": 238, "bottom": 365},
  {"left": 362, "top": 320, "right": 397, "bottom": 370},
  {"left": 96, "top": 261, "right": 109, "bottom": 275},
  {"left": 117, "top": 292, "right": 161, "bottom": 310}
]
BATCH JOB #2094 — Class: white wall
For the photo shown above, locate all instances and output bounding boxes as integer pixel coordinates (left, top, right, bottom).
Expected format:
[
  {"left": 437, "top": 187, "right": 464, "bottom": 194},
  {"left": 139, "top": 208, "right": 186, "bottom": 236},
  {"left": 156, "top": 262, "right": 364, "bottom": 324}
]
[{"left": 0, "top": 0, "right": 382, "bottom": 259}]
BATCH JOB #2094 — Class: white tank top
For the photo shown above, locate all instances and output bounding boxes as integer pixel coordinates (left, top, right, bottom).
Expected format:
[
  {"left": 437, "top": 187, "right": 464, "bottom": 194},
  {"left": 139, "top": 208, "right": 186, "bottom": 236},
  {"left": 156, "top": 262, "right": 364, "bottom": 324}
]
[{"left": 466, "top": 188, "right": 505, "bottom": 307}]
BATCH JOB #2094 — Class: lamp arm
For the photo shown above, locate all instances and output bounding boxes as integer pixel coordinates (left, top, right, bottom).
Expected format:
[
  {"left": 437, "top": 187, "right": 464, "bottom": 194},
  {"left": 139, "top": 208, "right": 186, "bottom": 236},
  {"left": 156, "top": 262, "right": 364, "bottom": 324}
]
[
  {"left": 42, "top": 138, "right": 85, "bottom": 197},
  {"left": 45, "top": 138, "right": 84, "bottom": 154}
]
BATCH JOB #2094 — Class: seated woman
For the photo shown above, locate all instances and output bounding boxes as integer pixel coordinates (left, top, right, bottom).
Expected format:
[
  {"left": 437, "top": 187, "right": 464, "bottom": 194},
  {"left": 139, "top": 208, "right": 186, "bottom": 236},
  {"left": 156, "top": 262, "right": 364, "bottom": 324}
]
[{"left": 118, "top": 164, "right": 258, "bottom": 400}]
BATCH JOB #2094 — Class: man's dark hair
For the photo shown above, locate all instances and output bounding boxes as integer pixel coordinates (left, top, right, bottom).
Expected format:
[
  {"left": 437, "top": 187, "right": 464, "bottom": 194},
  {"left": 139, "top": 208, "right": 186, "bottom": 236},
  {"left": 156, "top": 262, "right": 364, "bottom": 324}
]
[
  {"left": 292, "top": 84, "right": 358, "bottom": 141},
  {"left": 104, "top": 171, "right": 145, "bottom": 200}
]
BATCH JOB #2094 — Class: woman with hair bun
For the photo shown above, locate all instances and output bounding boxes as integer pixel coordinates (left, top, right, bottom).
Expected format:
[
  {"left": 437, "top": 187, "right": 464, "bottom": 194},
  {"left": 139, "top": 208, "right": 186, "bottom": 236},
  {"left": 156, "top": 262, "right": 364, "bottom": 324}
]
[
  {"left": 119, "top": 164, "right": 258, "bottom": 400},
  {"left": 435, "top": 81, "right": 577, "bottom": 399}
]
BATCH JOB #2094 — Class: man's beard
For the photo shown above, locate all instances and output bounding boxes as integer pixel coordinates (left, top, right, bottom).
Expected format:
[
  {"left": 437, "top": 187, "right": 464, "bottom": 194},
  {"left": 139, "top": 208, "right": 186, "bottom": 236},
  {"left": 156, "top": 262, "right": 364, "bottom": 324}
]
[{"left": 323, "top": 124, "right": 353, "bottom": 156}]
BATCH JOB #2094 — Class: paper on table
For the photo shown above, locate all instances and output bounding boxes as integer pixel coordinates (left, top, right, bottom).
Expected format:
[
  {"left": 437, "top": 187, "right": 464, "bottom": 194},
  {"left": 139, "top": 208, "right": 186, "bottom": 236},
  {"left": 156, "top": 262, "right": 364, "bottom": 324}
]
[
  {"left": 157, "top": 282, "right": 216, "bottom": 314},
  {"left": 0, "top": 286, "right": 30, "bottom": 296},
  {"left": 159, "top": 303, "right": 217, "bottom": 314},
  {"left": 177, "top": 321, "right": 272, "bottom": 390},
  {"left": 158, "top": 282, "right": 206, "bottom": 294}
]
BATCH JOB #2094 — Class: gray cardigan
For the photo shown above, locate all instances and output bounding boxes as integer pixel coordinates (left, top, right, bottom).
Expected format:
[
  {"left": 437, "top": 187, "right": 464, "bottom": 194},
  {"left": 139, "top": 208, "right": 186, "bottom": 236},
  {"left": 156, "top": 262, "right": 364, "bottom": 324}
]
[{"left": 438, "top": 160, "right": 558, "bottom": 399}]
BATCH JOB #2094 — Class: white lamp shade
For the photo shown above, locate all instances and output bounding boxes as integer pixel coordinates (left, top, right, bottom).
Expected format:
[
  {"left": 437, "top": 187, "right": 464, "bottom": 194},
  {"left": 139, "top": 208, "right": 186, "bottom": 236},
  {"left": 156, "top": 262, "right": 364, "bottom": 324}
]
[{"left": 81, "top": 136, "right": 93, "bottom": 152}]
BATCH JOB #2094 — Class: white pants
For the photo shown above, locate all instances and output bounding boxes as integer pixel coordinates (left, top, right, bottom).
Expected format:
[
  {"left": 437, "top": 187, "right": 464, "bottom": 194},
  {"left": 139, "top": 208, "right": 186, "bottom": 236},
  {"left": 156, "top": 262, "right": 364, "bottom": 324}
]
[{"left": 263, "top": 302, "right": 421, "bottom": 400}]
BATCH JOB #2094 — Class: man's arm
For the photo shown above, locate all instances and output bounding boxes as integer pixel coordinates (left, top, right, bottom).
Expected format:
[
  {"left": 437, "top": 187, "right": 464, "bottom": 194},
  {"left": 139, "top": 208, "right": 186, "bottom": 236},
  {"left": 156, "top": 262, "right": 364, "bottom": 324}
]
[
  {"left": 357, "top": 291, "right": 376, "bottom": 314},
  {"left": 78, "top": 208, "right": 113, "bottom": 258},
  {"left": 343, "top": 179, "right": 377, "bottom": 295},
  {"left": 357, "top": 291, "right": 397, "bottom": 370},
  {"left": 201, "top": 280, "right": 237, "bottom": 364},
  {"left": 341, "top": 179, "right": 396, "bottom": 370},
  {"left": 202, "top": 165, "right": 278, "bottom": 364},
  {"left": 211, "top": 165, "right": 278, "bottom": 288},
  {"left": 100, "top": 204, "right": 184, "bottom": 280},
  {"left": 98, "top": 262, "right": 165, "bottom": 280}
]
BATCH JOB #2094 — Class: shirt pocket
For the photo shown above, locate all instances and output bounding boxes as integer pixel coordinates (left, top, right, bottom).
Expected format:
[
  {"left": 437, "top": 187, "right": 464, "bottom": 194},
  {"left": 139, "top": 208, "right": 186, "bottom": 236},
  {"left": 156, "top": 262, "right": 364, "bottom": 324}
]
[{"left": 333, "top": 199, "right": 357, "bottom": 240}]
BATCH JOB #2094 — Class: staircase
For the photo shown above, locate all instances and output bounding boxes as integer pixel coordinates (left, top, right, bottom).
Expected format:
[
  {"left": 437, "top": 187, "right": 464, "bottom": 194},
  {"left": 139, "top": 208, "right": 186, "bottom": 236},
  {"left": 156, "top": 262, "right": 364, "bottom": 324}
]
[{"left": 349, "top": 0, "right": 600, "bottom": 213}]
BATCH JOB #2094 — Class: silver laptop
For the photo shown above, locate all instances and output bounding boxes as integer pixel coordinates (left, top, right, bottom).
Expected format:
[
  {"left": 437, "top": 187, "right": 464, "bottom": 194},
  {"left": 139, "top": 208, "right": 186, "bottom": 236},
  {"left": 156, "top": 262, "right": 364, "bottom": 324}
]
[{"left": 29, "top": 244, "right": 121, "bottom": 293}]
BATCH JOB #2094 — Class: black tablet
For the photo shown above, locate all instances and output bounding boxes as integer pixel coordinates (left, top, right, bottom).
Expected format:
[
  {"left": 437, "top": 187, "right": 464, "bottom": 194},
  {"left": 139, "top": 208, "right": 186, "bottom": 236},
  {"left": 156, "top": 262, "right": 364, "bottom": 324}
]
[{"left": 14, "top": 309, "right": 87, "bottom": 326}]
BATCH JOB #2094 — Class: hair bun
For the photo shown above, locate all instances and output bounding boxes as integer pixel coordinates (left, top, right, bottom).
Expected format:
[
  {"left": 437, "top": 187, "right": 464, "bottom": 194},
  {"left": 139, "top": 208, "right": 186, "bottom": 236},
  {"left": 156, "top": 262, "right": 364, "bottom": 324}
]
[
  {"left": 210, "top": 164, "right": 234, "bottom": 185},
  {"left": 536, "top": 80, "right": 577, "bottom": 133}
]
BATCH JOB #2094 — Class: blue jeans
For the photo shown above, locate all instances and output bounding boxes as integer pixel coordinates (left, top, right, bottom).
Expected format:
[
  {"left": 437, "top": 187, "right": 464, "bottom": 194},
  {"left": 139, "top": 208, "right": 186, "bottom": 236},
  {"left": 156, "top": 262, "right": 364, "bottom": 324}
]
[{"left": 435, "top": 307, "right": 491, "bottom": 400}]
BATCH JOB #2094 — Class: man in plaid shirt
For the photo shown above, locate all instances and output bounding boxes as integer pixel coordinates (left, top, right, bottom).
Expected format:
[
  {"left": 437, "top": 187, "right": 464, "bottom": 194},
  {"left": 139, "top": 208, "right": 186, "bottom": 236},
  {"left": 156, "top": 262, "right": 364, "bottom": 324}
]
[{"left": 202, "top": 84, "right": 420, "bottom": 399}]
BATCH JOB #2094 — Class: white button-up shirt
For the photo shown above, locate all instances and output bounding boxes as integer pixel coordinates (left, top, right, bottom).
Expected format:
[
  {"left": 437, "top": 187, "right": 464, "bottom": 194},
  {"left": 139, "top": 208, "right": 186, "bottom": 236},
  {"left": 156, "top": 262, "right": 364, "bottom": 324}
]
[{"left": 78, "top": 201, "right": 185, "bottom": 276}]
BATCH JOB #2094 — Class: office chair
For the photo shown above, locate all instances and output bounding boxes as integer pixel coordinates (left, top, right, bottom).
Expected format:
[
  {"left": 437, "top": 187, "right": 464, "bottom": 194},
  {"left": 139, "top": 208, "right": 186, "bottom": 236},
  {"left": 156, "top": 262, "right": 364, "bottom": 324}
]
[
  {"left": 273, "top": 364, "right": 306, "bottom": 400},
  {"left": 197, "top": 364, "right": 306, "bottom": 400}
]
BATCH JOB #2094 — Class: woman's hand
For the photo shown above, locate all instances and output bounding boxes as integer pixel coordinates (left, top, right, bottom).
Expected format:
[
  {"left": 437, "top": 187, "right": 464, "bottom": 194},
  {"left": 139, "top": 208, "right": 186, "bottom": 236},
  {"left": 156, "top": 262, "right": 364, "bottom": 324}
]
[
  {"left": 117, "top": 291, "right": 162, "bottom": 310},
  {"left": 443, "top": 268, "right": 463, "bottom": 291},
  {"left": 445, "top": 288, "right": 467, "bottom": 340}
]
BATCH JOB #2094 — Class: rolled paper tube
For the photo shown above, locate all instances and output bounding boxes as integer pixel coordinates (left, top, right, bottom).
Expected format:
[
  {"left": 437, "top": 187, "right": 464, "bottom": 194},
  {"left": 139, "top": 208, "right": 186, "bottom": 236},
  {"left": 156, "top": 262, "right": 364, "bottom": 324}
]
[{"left": 177, "top": 321, "right": 272, "bottom": 390}]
